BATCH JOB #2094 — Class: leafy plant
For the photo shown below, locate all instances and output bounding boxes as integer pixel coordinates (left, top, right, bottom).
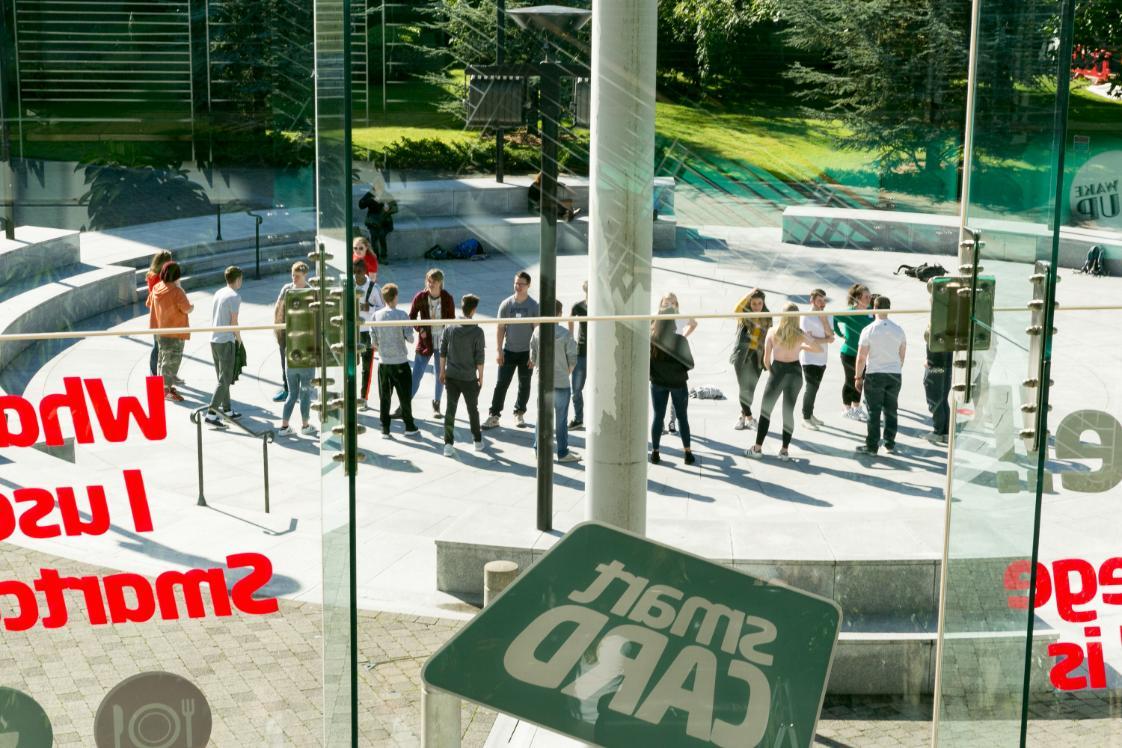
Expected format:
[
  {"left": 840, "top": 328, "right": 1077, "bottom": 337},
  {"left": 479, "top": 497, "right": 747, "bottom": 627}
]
[{"left": 78, "top": 154, "right": 212, "bottom": 230}]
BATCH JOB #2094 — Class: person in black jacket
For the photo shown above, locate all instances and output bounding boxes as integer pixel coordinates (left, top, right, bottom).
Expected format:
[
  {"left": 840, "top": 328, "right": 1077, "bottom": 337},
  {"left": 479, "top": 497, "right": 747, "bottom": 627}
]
[
  {"left": 359, "top": 189, "right": 392, "bottom": 261},
  {"left": 649, "top": 317, "right": 694, "bottom": 466}
]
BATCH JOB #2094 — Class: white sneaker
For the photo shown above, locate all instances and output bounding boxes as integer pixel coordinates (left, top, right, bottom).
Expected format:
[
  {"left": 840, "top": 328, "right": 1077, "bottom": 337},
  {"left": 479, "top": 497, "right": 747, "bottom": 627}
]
[
  {"left": 474, "top": 440, "right": 485, "bottom": 452},
  {"left": 405, "top": 425, "right": 421, "bottom": 436},
  {"left": 300, "top": 424, "right": 317, "bottom": 436},
  {"left": 515, "top": 412, "right": 526, "bottom": 427},
  {"left": 277, "top": 425, "right": 294, "bottom": 436},
  {"left": 745, "top": 446, "right": 763, "bottom": 459},
  {"left": 854, "top": 406, "right": 868, "bottom": 422},
  {"left": 810, "top": 415, "right": 826, "bottom": 428},
  {"left": 734, "top": 416, "right": 748, "bottom": 430},
  {"left": 443, "top": 444, "right": 455, "bottom": 457},
  {"left": 482, "top": 415, "right": 500, "bottom": 430},
  {"left": 557, "top": 451, "right": 581, "bottom": 463},
  {"left": 380, "top": 431, "right": 392, "bottom": 440},
  {"left": 777, "top": 449, "right": 792, "bottom": 462},
  {"left": 802, "top": 418, "right": 819, "bottom": 431},
  {"left": 746, "top": 416, "right": 758, "bottom": 430}
]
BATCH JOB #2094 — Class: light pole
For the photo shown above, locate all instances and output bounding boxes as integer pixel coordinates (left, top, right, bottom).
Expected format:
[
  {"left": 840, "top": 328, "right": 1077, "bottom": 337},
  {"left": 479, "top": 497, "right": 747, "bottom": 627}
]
[{"left": 506, "top": 5, "right": 591, "bottom": 532}]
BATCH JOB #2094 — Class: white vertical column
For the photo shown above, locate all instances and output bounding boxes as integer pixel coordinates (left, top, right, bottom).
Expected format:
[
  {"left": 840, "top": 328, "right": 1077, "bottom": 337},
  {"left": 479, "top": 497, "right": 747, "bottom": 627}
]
[{"left": 585, "top": 0, "right": 657, "bottom": 534}]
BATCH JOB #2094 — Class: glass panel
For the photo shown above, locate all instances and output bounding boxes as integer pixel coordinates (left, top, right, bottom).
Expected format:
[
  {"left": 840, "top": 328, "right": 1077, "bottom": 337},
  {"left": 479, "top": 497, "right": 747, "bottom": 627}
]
[
  {"left": 0, "top": 1, "right": 326, "bottom": 745},
  {"left": 314, "top": 0, "right": 357, "bottom": 743},
  {"left": 933, "top": 0, "right": 1071, "bottom": 742}
]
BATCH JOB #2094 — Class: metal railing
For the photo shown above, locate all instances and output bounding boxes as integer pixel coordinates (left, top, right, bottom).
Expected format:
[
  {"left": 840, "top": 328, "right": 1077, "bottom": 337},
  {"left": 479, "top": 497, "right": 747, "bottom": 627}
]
[{"left": 189, "top": 406, "right": 276, "bottom": 514}]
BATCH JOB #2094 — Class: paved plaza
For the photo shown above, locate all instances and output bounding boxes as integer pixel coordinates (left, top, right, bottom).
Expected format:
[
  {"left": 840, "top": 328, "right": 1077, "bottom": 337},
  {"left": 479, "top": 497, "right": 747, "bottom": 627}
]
[{"left": 2, "top": 215, "right": 1122, "bottom": 743}]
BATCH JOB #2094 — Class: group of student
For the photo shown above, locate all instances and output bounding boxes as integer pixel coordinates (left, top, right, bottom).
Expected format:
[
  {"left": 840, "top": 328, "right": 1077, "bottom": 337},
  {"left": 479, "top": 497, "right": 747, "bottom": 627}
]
[{"left": 146, "top": 244, "right": 946, "bottom": 462}]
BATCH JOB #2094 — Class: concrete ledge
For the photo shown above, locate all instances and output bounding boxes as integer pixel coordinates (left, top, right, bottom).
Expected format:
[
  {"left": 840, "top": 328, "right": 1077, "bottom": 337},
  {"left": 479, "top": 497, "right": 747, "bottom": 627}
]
[
  {"left": 0, "top": 264, "right": 137, "bottom": 372},
  {"left": 356, "top": 175, "right": 677, "bottom": 220},
  {"left": 382, "top": 214, "right": 677, "bottom": 260},
  {"left": 781, "top": 206, "right": 1122, "bottom": 272},
  {"left": 0, "top": 226, "right": 81, "bottom": 286}
]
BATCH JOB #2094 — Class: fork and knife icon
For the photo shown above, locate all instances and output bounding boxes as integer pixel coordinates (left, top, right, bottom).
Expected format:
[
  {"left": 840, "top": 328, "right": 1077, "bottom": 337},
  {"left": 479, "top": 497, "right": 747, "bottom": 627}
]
[{"left": 111, "top": 698, "right": 197, "bottom": 748}]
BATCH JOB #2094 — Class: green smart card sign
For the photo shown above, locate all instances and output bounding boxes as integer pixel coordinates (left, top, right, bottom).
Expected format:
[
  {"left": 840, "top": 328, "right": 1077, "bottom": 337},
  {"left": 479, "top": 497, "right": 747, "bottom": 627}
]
[{"left": 423, "top": 522, "right": 842, "bottom": 748}]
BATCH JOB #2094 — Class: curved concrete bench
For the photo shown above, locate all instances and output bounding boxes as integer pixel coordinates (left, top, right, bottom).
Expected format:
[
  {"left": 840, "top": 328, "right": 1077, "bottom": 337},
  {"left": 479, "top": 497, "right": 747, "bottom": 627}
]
[
  {"left": 0, "top": 226, "right": 80, "bottom": 288},
  {"left": 0, "top": 264, "right": 136, "bottom": 378},
  {"left": 782, "top": 205, "right": 1122, "bottom": 272}
]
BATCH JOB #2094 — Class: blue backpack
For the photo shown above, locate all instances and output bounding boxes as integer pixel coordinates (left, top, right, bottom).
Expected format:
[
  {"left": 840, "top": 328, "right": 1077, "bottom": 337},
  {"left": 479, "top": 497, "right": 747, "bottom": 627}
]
[{"left": 450, "top": 238, "right": 483, "bottom": 259}]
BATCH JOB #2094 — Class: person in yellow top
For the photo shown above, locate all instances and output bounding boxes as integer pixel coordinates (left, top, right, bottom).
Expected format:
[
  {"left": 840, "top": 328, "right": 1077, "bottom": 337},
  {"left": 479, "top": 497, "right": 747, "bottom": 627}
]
[{"left": 729, "top": 288, "right": 771, "bottom": 430}]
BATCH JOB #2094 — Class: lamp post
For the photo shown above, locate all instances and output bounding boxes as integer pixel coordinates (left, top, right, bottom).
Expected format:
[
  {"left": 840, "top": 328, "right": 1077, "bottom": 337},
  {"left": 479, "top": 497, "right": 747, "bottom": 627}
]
[{"left": 506, "top": 5, "right": 591, "bottom": 533}]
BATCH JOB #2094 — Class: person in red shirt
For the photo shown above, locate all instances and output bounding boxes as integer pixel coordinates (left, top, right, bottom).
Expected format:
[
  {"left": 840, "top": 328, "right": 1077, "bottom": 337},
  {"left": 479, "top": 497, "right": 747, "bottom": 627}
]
[{"left": 353, "top": 237, "right": 378, "bottom": 275}]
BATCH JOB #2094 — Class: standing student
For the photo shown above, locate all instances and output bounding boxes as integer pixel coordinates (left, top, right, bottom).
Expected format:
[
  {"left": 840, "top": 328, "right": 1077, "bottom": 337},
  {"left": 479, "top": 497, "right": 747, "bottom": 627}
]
[
  {"left": 148, "top": 261, "right": 193, "bottom": 402},
  {"left": 353, "top": 259, "right": 384, "bottom": 407},
  {"left": 567, "top": 280, "right": 588, "bottom": 430},
  {"left": 206, "top": 266, "right": 243, "bottom": 427},
  {"left": 730, "top": 288, "right": 771, "bottom": 430},
  {"left": 271, "top": 261, "right": 311, "bottom": 403},
  {"left": 359, "top": 189, "right": 391, "bottom": 261},
  {"left": 923, "top": 331, "right": 952, "bottom": 445},
  {"left": 352, "top": 236, "right": 379, "bottom": 275},
  {"left": 799, "top": 289, "right": 835, "bottom": 429},
  {"left": 855, "top": 296, "right": 907, "bottom": 455},
  {"left": 439, "top": 294, "right": 486, "bottom": 456},
  {"left": 649, "top": 316, "right": 694, "bottom": 465},
  {"left": 659, "top": 292, "right": 696, "bottom": 434},
  {"left": 747, "top": 303, "right": 821, "bottom": 461},
  {"left": 145, "top": 250, "right": 173, "bottom": 377},
  {"left": 371, "top": 284, "right": 420, "bottom": 437},
  {"left": 408, "top": 268, "right": 455, "bottom": 417},
  {"left": 530, "top": 300, "right": 580, "bottom": 463},
  {"left": 834, "top": 283, "right": 874, "bottom": 421},
  {"left": 483, "top": 271, "right": 539, "bottom": 430}
]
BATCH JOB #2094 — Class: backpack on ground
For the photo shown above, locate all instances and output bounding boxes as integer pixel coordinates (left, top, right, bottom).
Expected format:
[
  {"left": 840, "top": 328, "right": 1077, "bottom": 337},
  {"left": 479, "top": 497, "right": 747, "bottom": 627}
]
[
  {"left": 1080, "top": 245, "right": 1107, "bottom": 277},
  {"left": 450, "top": 238, "right": 484, "bottom": 259},
  {"left": 894, "top": 262, "right": 947, "bottom": 282},
  {"left": 424, "top": 244, "right": 447, "bottom": 260}
]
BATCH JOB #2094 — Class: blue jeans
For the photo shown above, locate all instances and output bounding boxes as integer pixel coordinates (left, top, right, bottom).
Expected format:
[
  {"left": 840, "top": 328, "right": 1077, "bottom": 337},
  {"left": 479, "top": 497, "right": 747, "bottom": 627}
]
[
  {"left": 534, "top": 387, "right": 572, "bottom": 457},
  {"left": 283, "top": 367, "right": 313, "bottom": 423},
  {"left": 570, "top": 354, "right": 587, "bottom": 422},
  {"left": 410, "top": 350, "right": 443, "bottom": 403}
]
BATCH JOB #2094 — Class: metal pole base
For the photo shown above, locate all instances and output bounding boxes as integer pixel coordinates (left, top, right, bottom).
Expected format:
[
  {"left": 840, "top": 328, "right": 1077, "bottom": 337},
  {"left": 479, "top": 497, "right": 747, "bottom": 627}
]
[{"left": 421, "top": 687, "right": 460, "bottom": 748}]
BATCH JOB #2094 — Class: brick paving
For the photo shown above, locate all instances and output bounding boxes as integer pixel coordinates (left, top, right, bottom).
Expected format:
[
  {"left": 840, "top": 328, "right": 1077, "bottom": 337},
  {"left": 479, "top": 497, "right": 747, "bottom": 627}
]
[{"left": 3, "top": 543, "right": 1120, "bottom": 746}]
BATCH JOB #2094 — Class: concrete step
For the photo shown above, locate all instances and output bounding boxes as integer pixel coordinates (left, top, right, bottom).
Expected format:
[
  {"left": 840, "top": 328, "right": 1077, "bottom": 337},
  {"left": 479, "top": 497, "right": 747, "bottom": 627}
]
[
  {"left": 0, "top": 226, "right": 81, "bottom": 289},
  {"left": 134, "top": 240, "right": 316, "bottom": 294}
]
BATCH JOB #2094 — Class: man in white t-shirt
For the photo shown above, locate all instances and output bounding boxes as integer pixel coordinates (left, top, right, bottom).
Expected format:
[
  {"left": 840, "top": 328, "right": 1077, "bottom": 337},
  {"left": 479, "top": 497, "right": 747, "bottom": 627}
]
[
  {"left": 799, "top": 288, "right": 835, "bottom": 430},
  {"left": 207, "top": 266, "right": 243, "bottom": 427},
  {"left": 854, "top": 295, "right": 906, "bottom": 455},
  {"left": 354, "top": 259, "right": 384, "bottom": 407}
]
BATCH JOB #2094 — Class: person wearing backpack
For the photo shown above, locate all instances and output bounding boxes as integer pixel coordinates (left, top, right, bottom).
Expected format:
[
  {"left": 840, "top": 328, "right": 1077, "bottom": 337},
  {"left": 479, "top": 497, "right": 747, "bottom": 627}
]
[{"left": 354, "top": 259, "right": 384, "bottom": 408}]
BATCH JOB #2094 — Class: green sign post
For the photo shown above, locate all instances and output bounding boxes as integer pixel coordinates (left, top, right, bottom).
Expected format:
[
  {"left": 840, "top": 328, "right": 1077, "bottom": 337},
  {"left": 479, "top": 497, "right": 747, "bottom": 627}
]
[{"left": 423, "top": 522, "right": 842, "bottom": 748}]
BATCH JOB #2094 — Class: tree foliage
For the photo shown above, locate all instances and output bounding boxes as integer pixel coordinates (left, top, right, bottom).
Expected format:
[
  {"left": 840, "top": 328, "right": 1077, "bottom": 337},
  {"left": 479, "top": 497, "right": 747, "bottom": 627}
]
[{"left": 658, "top": 0, "right": 782, "bottom": 88}]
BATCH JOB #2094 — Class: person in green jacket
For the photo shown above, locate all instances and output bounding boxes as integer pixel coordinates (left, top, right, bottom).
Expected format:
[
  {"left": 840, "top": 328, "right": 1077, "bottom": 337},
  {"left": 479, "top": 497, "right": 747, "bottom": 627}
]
[{"left": 833, "top": 283, "right": 873, "bottom": 421}]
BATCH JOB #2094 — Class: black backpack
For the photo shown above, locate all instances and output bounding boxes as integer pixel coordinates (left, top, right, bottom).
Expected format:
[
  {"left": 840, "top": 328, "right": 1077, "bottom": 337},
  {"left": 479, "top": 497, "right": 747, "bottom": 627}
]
[{"left": 895, "top": 262, "right": 947, "bottom": 282}]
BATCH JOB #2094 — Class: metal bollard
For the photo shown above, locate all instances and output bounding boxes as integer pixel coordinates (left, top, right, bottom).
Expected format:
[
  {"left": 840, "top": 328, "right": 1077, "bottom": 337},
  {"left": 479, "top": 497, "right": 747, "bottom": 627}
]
[
  {"left": 421, "top": 686, "right": 460, "bottom": 748},
  {"left": 484, "top": 560, "right": 519, "bottom": 607}
]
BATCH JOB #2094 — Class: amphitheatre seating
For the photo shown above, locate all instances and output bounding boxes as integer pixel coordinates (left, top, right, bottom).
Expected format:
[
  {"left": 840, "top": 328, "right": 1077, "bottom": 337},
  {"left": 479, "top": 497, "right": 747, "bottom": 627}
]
[
  {"left": 0, "top": 226, "right": 134, "bottom": 387},
  {"left": 782, "top": 205, "right": 1122, "bottom": 272},
  {"left": 80, "top": 207, "right": 317, "bottom": 293},
  {"left": 356, "top": 175, "right": 678, "bottom": 259}
]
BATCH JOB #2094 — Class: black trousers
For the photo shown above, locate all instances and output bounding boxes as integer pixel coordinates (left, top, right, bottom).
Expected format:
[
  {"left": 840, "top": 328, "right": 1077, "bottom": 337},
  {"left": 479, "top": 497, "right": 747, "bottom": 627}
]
[
  {"left": 864, "top": 372, "right": 902, "bottom": 450},
  {"left": 378, "top": 362, "right": 415, "bottom": 432},
  {"left": 444, "top": 377, "right": 482, "bottom": 444},
  {"left": 490, "top": 349, "right": 532, "bottom": 416},
  {"left": 841, "top": 353, "right": 861, "bottom": 406},
  {"left": 801, "top": 364, "right": 825, "bottom": 419},
  {"left": 360, "top": 334, "right": 375, "bottom": 401},
  {"left": 923, "top": 367, "right": 952, "bottom": 436}
]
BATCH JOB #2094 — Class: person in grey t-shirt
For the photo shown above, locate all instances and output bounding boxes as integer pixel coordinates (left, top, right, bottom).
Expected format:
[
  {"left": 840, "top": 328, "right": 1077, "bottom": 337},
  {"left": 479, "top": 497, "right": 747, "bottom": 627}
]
[
  {"left": 207, "top": 266, "right": 243, "bottom": 427},
  {"left": 439, "top": 294, "right": 486, "bottom": 456},
  {"left": 483, "top": 271, "right": 539, "bottom": 430},
  {"left": 371, "top": 283, "right": 419, "bottom": 437}
]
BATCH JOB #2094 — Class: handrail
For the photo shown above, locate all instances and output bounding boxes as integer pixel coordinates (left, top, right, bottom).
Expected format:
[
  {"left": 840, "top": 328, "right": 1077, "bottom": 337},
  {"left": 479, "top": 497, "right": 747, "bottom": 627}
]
[{"left": 189, "top": 405, "right": 275, "bottom": 514}]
